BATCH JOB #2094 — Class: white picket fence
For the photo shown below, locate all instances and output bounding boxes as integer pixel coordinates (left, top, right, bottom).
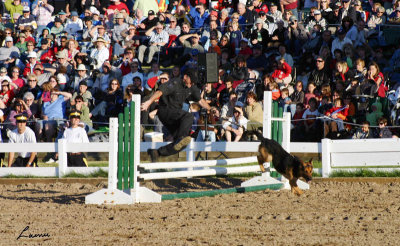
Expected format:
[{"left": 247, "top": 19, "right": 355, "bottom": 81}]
[{"left": 321, "top": 138, "right": 400, "bottom": 177}]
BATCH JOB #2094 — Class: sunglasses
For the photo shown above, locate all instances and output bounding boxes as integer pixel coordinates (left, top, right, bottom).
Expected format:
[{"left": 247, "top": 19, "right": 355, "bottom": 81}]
[
  {"left": 5, "top": 32, "right": 11, "bottom": 34},
  {"left": 12, "top": 70, "right": 19, "bottom": 73},
  {"left": 379, "top": 122, "right": 385, "bottom": 125},
  {"left": 316, "top": 60, "right": 324, "bottom": 62}
]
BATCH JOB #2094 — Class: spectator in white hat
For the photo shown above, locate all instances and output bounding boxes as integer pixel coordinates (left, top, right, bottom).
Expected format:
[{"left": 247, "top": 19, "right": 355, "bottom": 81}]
[
  {"left": 16, "top": 6, "right": 38, "bottom": 31},
  {"left": 112, "top": 13, "right": 129, "bottom": 57},
  {"left": 70, "top": 64, "right": 93, "bottom": 91},
  {"left": 0, "top": 36, "right": 20, "bottom": 68},
  {"left": 45, "top": 50, "right": 73, "bottom": 76},
  {"left": 23, "top": 51, "right": 42, "bottom": 77},
  {"left": 89, "top": 37, "right": 110, "bottom": 70}
]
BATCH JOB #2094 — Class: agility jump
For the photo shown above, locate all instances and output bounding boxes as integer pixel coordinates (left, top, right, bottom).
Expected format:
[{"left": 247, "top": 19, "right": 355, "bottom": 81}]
[{"left": 86, "top": 92, "right": 309, "bottom": 204}]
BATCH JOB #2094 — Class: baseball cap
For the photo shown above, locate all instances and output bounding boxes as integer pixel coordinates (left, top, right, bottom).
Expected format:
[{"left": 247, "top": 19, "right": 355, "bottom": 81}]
[
  {"left": 5, "top": 36, "right": 13, "bottom": 42},
  {"left": 58, "top": 10, "right": 67, "bottom": 15},
  {"left": 54, "top": 17, "right": 62, "bottom": 23},
  {"left": 314, "top": 10, "right": 321, "bottom": 15},
  {"left": 240, "top": 38, "right": 249, "bottom": 43},
  {"left": 148, "top": 10, "right": 155, "bottom": 16},
  {"left": 0, "top": 67, "right": 7, "bottom": 73},
  {"left": 79, "top": 81, "right": 88, "bottom": 86},
  {"left": 41, "top": 38, "right": 49, "bottom": 45},
  {"left": 342, "top": 0, "right": 350, "bottom": 2},
  {"left": 23, "top": 6, "right": 30, "bottom": 12},
  {"left": 27, "top": 52, "right": 37, "bottom": 58},
  {"left": 289, "top": 16, "right": 298, "bottom": 22},
  {"left": 71, "top": 11, "right": 78, "bottom": 16},
  {"left": 253, "top": 44, "right": 262, "bottom": 50},
  {"left": 255, "top": 18, "right": 263, "bottom": 24},
  {"left": 337, "top": 28, "right": 346, "bottom": 35},
  {"left": 115, "top": 13, "right": 124, "bottom": 19}
]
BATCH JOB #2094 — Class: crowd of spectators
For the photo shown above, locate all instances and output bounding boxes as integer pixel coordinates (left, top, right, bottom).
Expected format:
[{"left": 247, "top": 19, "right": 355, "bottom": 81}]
[{"left": 0, "top": 0, "right": 400, "bottom": 152}]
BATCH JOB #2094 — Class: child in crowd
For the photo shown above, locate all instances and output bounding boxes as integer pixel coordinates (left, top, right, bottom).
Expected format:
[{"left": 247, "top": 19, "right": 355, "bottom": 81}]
[
  {"left": 302, "top": 97, "right": 321, "bottom": 142},
  {"left": 375, "top": 117, "right": 393, "bottom": 138},
  {"left": 324, "top": 97, "right": 349, "bottom": 138},
  {"left": 352, "top": 121, "right": 373, "bottom": 139},
  {"left": 304, "top": 82, "right": 317, "bottom": 107},
  {"left": 280, "top": 88, "right": 292, "bottom": 113},
  {"left": 269, "top": 81, "right": 281, "bottom": 100}
]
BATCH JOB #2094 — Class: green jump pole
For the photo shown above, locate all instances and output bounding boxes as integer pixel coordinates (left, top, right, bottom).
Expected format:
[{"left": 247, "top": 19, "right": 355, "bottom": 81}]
[
  {"left": 123, "top": 107, "right": 129, "bottom": 190},
  {"left": 277, "top": 106, "right": 283, "bottom": 145},
  {"left": 161, "top": 183, "right": 284, "bottom": 201},
  {"left": 117, "top": 113, "right": 124, "bottom": 190},
  {"left": 129, "top": 101, "right": 135, "bottom": 189}
]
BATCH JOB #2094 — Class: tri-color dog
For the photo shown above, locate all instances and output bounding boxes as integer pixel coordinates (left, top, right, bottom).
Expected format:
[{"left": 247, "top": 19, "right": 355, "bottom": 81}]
[{"left": 254, "top": 132, "right": 313, "bottom": 196}]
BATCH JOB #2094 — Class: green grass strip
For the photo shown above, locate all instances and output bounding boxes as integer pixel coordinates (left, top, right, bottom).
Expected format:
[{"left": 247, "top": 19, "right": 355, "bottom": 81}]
[
  {"left": 330, "top": 169, "right": 400, "bottom": 177},
  {"left": 62, "top": 169, "right": 108, "bottom": 178},
  {"left": 161, "top": 183, "right": 283, "bottom": 200}
]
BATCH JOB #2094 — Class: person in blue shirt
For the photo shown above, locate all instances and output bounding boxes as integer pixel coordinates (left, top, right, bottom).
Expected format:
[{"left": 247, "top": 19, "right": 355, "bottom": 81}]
[
  {"left": 189, "top": 3, "right": 209, "bottom": 31},
  {"left": 41, "top": 89, "right": 72, "bottom": 142}
]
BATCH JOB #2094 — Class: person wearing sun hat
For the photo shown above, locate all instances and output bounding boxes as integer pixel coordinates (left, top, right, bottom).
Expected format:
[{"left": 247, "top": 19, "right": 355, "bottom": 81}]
[
  {"left": 61, "top": 110, "right": 89, "bottom": 167},
  {"left": 112, "top": 12, "right": 129, "bottom": 57},
  {"left": 89, "top": 37, "right": 110, "bottom": 70},
  {"left": 7, "top": 112, "right": 38, "bottom": 167},
  {"left": 70, "top": 64, "right": 94, "bottom": 91}
]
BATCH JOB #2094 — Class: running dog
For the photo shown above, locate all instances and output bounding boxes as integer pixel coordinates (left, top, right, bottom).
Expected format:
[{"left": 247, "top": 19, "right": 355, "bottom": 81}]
[{"left": 254, "top": 132, "right": 313, "bottom": 196}]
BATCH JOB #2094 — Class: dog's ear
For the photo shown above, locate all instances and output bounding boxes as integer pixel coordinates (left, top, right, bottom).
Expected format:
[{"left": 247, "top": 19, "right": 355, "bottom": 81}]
[{"left": 308, "top": 158, "right": 313, "bottom": 164}]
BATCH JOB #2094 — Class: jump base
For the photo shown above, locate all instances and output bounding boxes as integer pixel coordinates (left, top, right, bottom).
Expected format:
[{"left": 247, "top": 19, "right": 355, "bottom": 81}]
[{"left": 85, "top": 189, "right": 133, "bottom": 205}]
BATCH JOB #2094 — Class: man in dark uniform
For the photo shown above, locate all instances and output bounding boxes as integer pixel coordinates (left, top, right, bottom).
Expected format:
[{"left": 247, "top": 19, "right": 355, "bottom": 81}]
[{"left": 141, "top": 70, "right": 211, "bottom": 162}]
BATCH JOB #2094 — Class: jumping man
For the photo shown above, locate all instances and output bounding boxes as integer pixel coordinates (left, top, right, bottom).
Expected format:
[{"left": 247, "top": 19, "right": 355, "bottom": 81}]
[{"left": 141, "top": 69, "right": 211, "bottom": 162}]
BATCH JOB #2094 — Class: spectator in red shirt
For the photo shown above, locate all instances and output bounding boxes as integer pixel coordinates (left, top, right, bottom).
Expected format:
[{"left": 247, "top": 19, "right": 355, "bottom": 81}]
[
  {"left": 23, "top": 52, "right": 42, "bottom": 77},
  {"left": 271, "top": 57, "right": 292, "bottom": 92},
  {"left": 107, "top": 0, "right": 130, "bottom": 15}
]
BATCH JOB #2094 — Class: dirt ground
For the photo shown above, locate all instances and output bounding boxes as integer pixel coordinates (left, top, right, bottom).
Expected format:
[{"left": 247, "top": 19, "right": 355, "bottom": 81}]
[{"left": 1, "top": 178, "right": 400, "bottom": 245}]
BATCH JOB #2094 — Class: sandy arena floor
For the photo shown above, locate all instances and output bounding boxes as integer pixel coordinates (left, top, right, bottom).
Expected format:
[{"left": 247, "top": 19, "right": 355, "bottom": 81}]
[{"left": 1, "top": 178, "right": 400, "bottom": 245}]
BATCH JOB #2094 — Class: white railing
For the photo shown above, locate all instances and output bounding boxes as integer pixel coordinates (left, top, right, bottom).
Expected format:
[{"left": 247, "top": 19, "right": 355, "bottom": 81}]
[{"left": 321, "top": 138, "right": 400, "bottom": 177}]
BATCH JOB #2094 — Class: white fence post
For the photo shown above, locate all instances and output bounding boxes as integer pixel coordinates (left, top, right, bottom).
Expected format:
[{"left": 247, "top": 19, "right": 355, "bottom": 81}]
[
  {"left": 58, "top": 139, "right": 68, "bottom": 177},
  {"left": 132, "top": 94, "right": 141, "bottom": 190},
  {"left": 282, "top": 112, "right": 291, "bottom": 152},
  {"left": 263, "top": 91, "right": 272, "bottom": 139},
  {"left": 108, "top": 118, "right": 118, "bottom": 189},
  {"left": 322, "top": 138, "right": 331, "bottom": 177}
]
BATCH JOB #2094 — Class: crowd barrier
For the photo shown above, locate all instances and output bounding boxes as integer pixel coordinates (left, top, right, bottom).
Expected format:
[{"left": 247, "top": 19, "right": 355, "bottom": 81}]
[{"left": 321, "top": 138, "right": 400, "bottom": 177}]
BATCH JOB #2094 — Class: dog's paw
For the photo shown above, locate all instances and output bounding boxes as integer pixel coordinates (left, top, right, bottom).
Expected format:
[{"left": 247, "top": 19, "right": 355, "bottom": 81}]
[{"left": 291, "top": 187, "right": 303, "bottom": 196}]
